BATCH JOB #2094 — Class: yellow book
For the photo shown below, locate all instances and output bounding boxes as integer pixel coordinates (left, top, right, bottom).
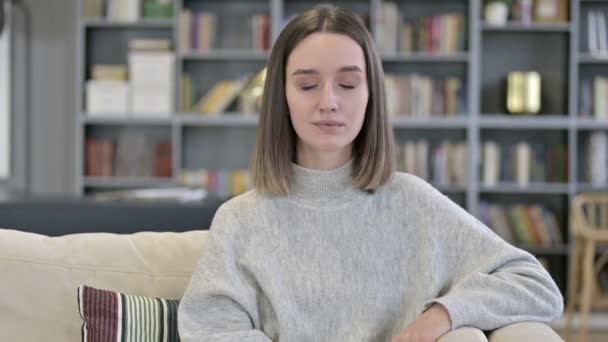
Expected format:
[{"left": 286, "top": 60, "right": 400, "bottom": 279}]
[
  {"left": 197, "top": 78, "right": 249, "bottom": 114},
  {"left": 92, "top": 64, "right": 128, "bottom": 81}
]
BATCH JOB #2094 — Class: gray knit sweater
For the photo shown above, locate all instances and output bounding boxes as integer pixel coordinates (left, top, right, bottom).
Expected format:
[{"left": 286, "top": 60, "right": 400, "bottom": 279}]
[{"left": 178, "top": 161, "right": 563, "bottom": 341}]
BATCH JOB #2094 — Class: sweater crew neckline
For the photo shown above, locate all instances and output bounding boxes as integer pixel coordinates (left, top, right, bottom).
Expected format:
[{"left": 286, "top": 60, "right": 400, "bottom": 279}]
[{"left": 289, "top": 160, "right": 367, "bottom": 207}]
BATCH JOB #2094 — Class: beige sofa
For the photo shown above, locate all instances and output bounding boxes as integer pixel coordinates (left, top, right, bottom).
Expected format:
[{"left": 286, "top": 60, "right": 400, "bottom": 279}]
[{"left": 0, "top": 228, "right": 563, "bottom": 341}]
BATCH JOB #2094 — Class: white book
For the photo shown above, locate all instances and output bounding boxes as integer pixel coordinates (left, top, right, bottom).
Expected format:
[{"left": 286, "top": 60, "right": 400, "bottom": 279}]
[
  {"left": 126, "top": 0, "right": 140, "bottom": 22},
  {"left": 405, "top": 142, "right": 416, "bottom": 175},
  {"left": 603, "top": 77, "right": 608, "bottom": 120},
  {"left": 589, "top": 10, "right": 599, "bottom": 55},
  {"left": 594, "top": 76, "right": 605, "bottom": 119},
  {"left": 433, "top": 143, "right": 446, "bottom": 185},
  {"left": 180, "top": 9, "right": 192, "bottom": 52},
  {"left": 589, "top": 131, "right": 608, "bottom": 185},
  {"left": 416, "top": 140, "right": 429, "bottom": 180},
  {"left": 454, "top": 143, "right": 467, "bottom": 185},
  {"left": 515, "top": 142, "right": 531, "bottom": 186},
  {"left": 598, "top": 11, "right": 608, "bottom": 55},
  {"left": 108, "top": 0, "right": 139, "bottom": 22},
  {"left": 423, "top": 77, "right": 433, "bottom": 117},
  {"left": 384, "top": 75, "right": 398, "bottom": 117},
  {"left": 483, "top": 142, "right": 500, "bottom": 186},
  {"left": 379, "top": 2, "right": 399, "bottom": 53}
]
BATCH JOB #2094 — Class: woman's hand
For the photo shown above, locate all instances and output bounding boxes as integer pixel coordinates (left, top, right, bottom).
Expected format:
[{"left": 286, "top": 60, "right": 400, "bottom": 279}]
[{"left": 391, "top": 303, "right": 452, "bottom": 342}]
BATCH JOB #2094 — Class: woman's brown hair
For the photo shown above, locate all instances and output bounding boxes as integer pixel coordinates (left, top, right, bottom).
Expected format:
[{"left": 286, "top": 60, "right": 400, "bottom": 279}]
[{"left": 250, "top": 4, "right": 396, "bottom": 195}]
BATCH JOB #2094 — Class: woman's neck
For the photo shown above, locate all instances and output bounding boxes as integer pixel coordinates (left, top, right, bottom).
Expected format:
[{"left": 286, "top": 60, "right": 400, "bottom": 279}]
[{"left": 295, "top": 144, "right": 353, "bottom": 170}]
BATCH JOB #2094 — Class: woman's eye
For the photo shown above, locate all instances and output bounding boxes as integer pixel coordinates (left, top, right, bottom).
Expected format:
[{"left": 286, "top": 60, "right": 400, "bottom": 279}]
[
  {"left": 301, "top": 85, "right": 317, "bottom": 91},
  {"left": 340, "top": 84, "right": 356, "bottom": 89}
]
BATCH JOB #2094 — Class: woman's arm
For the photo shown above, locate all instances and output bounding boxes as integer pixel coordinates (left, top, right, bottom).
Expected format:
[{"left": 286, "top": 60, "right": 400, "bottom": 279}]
[
  {"left": 178, "top": 206, "right": 273, "bottom": 342},
  {"left": 414, "top": 178, "right": 563, "bottom": 332}
]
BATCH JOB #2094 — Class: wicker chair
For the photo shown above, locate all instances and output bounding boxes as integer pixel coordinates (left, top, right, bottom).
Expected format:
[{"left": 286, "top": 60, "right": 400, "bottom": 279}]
[{"left": 565, "top": 192, "right": 608, "bottom": 341}]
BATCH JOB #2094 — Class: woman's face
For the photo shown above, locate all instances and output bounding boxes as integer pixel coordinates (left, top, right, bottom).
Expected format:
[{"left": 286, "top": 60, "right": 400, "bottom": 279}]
[{"left": 285, "top": 32, "right": 369, "bottom": 164}]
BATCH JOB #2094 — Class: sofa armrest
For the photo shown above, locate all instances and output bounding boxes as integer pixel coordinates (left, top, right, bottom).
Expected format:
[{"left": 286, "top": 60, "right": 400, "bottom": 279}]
[
  {"left": 488, "top": 322, "right": 563, "bottom": 342},
  {"left": 438, "top": 327, "right": 487, "bottom": 342}
]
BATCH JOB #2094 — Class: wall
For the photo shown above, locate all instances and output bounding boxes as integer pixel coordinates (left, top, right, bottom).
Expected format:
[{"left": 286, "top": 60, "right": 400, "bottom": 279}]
[{"left": 9, "top": 0, "right": 77, "bottom": 195}]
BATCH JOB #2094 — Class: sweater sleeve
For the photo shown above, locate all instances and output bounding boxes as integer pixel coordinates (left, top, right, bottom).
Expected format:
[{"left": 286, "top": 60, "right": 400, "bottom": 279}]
[
  {"left": 416, "top": 180, "right": 564, "bottom": 331},
  {"left": 178, "top": 205, "right": 272, "bottom": 342}
]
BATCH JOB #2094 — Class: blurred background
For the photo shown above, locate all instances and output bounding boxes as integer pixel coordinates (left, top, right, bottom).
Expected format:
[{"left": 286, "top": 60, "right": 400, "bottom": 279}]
[{"left": 1, "top": 0, "right": 608, "bottom": 340}]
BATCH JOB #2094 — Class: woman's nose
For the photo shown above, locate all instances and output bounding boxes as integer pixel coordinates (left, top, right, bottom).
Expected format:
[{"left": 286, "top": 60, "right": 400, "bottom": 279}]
[{"left": 319, "top": 85, "right": 338, "bottom": 113}]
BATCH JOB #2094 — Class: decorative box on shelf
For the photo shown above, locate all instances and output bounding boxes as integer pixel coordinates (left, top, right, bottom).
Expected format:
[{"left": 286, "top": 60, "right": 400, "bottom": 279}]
[{"left": 86, "top": 80, "right": 130, "bottom": 115}]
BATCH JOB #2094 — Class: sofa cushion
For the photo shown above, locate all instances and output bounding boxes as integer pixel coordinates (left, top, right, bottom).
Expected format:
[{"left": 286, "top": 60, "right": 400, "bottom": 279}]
[
  {"left": 78, "top": 285, "right": 180, "bottom": 342},
  {"left": 0, "top": 228, "right": 208, "bottom": 342}
]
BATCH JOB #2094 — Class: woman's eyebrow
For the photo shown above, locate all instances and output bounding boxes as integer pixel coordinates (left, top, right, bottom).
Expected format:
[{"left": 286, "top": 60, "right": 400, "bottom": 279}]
[{"left": 291, "top": 65, "right": 363, "bottom": 76}]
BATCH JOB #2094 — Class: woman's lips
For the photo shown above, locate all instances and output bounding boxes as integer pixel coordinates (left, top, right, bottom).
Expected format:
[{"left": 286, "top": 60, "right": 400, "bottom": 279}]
[
  {"left": 313, "top": 120, "right": 344, "bottom": 126},
  {"left": 313, "top": 120, "right": 345, "bottom": 133}
]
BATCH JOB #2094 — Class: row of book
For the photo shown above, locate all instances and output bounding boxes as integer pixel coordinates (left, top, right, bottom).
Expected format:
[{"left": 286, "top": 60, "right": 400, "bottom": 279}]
[
  {"left": 579, "top": 77, "right": 608, "bottom": 120},
  {"left": 181, "top": 68, "right": 266, "bottom": 114},
  {"left": 86, "top": 38, "right": 174, "bottom": 116},
  {"left": 85, "top": 135, "right": 172, "bottom": 178},
  {"left": 479, "top": 202, "right": 564, "bottom": 246},
  {"left": 83, "top": 0, "right": 173, "bottom": 20},
  {"left": 397, "top": 141, "right": 467, "bottom": 186},
  {"left": 385, "top": 74, "right": 466, "bottom": 118},
  {"left": 179, "top": 169, "right": 251, "bottom": 198},
  {"left": 587, "top": 9, "right": 608, "bottom": 56},
  {"left": 179, "top": 9, "right": 270, "bottom": 52},
  {"left": 482, "top": 142, "right": 568, "bottom": 186},
  {"left": 377, "top": 2, "right": 466, "bottom": 54},
  {"left": 585, "top": 131, "right": 608, "bottom": 185}
]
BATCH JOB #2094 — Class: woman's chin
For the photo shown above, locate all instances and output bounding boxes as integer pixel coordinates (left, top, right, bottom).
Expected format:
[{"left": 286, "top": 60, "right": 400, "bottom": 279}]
[{"left": 311, "top": 142, "right": 351, "bottom": 154}]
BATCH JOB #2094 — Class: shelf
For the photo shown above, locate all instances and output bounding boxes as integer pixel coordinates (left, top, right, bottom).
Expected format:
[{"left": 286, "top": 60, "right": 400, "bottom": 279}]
[
  {"left": 391, "top": 116, "right": 469, "bottom": 129},
  {"left": 82, "top": 18, "right": 174, "bottom": 29},
  {"left": 479, "top": 182, "right": 570, "bottom": 194},
  {"left": 577, "top": 183, "right": 608, "bottom": 192},
  {"left": 84, "top": 177, "right": 177, "bottom": 188},
  {"left": 479, "top": 115, "right": 570, "bottom": 129},
  {"left": 576, "top": 118, "right": 608, "bottom": 129},
  {"left": 578, "top": 53, "right": 608, "bottom": 64},
  {"left": 431, "top": 184, "right": 467, "bottom": 193},
  {"left": 180, "top": 50, "right": 270, "bottom": 61},
  {"left": 80, "top": 115, "right": 173, "bottom": 126},
  {"left": 481, "top": 22, "right": 571, "bottom": 33},
  {"left": 176, "top": 114, "right": 259, "bottom": 127},
  {"left": 516, "top": 244, "right": 569, "bottom": 256},
  {"left": 381, "top": 52, "right": 469, "bottom": 63}
]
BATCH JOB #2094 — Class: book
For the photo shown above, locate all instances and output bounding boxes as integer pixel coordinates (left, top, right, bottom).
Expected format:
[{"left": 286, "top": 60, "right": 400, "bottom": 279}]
[
  {"left": 515, "top": 142, "right": 531, "bottom": 186},
  {"left": 598, "top": 11, "right": 608, "bottom": 54},
  {"left": 129, "top": 38, "right": 172, "bottom": 52},
  {"left": 588, "top": 131, "right": 608, "bottom": 185},
  {"left": 589, "top": 10, "right": 599, "bottom": 55},
  {"left": 85, "top": 138, "right": 115, "bottom": 177},
  {"left": 482, "top": 141, "right": 500, "bottom": 186},
  {"left": 114, "top": 132, "right": 155, "bottom": 177},
  {"left": 91, "top": 64, "right": 128, "bottom": 81},
  {"left": 195, "top": 77, "right": 249, "bottom": 114},
  {"left": 154, "top": 142, "right": 172, "bottom": 178},
  {"left": 108, "top": 0, "right": 140, "bottom": 22}
]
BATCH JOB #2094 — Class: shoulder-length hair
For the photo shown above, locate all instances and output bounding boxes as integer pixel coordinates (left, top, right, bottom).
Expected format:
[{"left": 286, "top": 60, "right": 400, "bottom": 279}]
[{"left": 250, "top": 4, "right": 396, "bottom": 196}]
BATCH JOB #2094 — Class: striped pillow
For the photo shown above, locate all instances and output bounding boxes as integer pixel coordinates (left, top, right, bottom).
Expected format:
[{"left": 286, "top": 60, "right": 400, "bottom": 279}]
[{"left": 77, "top": 285, "right": 180, "bottom": 342}]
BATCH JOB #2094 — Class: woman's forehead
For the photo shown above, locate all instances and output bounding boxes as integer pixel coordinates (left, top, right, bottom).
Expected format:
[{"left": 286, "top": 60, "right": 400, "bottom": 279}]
[{"left": 286, "top": 33, "right": 366, "bottom": 74}]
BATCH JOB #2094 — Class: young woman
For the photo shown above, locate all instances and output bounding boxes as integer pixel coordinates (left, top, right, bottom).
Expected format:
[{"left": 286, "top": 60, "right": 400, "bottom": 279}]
[{"left": 178, "top": 5, "right": 563, "bottom": 342}]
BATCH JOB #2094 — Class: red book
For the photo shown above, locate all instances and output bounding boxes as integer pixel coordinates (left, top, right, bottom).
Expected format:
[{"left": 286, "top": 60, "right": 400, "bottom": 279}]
[
  {"left": 154, "top": 142, "right": 172, "bottom": 178},
  {"left": 85, "top": 138, "right": 99, "bottom": 177}
]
